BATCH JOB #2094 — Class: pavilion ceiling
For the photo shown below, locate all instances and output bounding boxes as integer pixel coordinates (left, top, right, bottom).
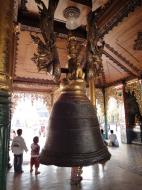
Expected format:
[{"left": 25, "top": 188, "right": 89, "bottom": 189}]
[{"left": 12, "top": 0, "right": 142, "bottom": 93}]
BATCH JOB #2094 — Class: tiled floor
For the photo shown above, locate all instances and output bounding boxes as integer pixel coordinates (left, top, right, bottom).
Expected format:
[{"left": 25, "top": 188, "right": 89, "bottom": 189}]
[{"left": 7, "top": 143, "right": 142, "bottom": 190}]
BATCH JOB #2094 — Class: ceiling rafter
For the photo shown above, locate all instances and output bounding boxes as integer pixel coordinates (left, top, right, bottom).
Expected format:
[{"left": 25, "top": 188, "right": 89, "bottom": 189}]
[
  {"left": 103, "top": 50, "right": 137, "bottom": 77},
  {"left": 18, "top": 11, "right": 87, "bottom": 39},
  {"left": 105, "top": 43, "right": 140, "bottom": 75}
]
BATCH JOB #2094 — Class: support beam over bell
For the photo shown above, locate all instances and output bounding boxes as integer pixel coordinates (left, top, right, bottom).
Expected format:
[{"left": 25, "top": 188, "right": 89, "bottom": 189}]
[{"left": 40, "top": 80, "right": 111, "bottom": 167}]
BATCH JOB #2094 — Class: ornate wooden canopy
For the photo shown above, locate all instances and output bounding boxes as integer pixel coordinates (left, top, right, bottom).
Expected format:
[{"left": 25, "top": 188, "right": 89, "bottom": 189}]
[{"left": 12, "top": 0, "right": 142, "bottom": 93}]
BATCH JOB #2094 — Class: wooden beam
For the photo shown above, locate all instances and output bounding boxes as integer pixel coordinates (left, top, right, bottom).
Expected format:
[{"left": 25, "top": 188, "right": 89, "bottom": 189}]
[
  {"left": 71, "top": 0, "right": 92, "bottom": 7},
  {"left": 18, "top": 11, "right": 87, "bottom": 39},
  {"left": 97, "top": 0, "right": 128, "bottom": 27}
]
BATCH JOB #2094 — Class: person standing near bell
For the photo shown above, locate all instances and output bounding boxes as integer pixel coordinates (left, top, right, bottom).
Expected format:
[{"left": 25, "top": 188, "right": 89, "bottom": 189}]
[{"left": 11, "top": 129, "right": 28, "bottom": 173}]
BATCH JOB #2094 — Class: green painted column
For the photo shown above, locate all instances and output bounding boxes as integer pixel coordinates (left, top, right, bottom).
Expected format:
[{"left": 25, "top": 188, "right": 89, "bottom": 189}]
[
  {"left": 0, "top": 0, "right": 14, "bottom": 189},
  {"left": 0, "top": 92, "right": 11, "bottom": 190},
  {"left": 102, "top": 88, "right": 108, "bottom": 139}
]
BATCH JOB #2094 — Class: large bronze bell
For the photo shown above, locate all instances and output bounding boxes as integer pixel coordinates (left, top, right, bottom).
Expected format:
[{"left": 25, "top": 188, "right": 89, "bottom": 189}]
[{"left": 40, "top": 80, "right": 111, "bottom": 167}]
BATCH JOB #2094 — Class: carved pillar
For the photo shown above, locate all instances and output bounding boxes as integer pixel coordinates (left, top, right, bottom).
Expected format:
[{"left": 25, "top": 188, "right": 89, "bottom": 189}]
[
  {"left": 0, "top": 0, "right": 14, "bottom": 189},
  {"left": 122, "top": 82, "right": 128, "bottom": 128},
  {"left": 121, "top": 82, "right": 128, "bottom": 143},
  {"left": 122, "top": 81, "right": 136, "bottom": 144},
  {"left": 51, "top": 93, "right": 54, "bottom": 107},
  {"left": 102, "top": 88, "right": 108, "bottom": 139},
  {"left": 89, "top": 78, "right": 96, "bottom": 106},
  {"left": 49, "top": 93, "right": 54, "bottom": 113}
]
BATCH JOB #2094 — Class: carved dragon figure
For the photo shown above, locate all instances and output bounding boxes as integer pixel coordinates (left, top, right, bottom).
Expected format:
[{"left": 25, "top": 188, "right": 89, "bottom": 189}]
[
  {"left": 85, "top": 11, "right": 104, "bottom": 81},
  {"left": 31, "top": 0, "right": 61, "bottom": 81}
]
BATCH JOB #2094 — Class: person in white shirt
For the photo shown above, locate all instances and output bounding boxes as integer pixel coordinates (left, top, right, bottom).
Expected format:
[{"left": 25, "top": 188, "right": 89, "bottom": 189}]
[
  {"left": 108, "top": 130, "right": 119, "bottom": 147},
  {"left": 11, "top": 129, "right": 28, "bottom": 173}
]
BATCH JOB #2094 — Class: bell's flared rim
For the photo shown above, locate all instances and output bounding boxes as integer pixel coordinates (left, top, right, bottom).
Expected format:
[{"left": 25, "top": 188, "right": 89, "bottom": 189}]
[{"left": 39, "top": 146, "right": 111, "bottom": 167}]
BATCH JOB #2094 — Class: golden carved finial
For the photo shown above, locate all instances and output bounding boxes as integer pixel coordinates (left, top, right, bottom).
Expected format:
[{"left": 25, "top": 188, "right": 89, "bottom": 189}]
[{"left": 75, "top": 62, "right": 85, "bottom": 80}]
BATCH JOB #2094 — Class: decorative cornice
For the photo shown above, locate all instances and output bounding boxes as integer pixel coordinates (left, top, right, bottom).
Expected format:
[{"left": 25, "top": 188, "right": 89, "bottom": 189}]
[
  {"left": 12, "top": 80, "right": 59, "bottom": 93},
  {"left": 103, "top": 50, "right": 137, "bottom": 76},
  {"left": 13, "top": 77, "right": 58, "bottom": 85},
  {"left": 105, "top": 75, "right": 135, "bottom": 88},
  {"left": 105, "top": 43, "right": 140, "bottom": 75},
  {"left": 98, "top": 0, "right": 142, "bottom": 37},
  {"left": 12, "top": 86, "right": 56, "bottom": 93},
  {"left": 20, "top": 24, "right": 41, "bottom": 33},
  {"left": 13, "top": 32, "right": 20, "bottom": 78}
]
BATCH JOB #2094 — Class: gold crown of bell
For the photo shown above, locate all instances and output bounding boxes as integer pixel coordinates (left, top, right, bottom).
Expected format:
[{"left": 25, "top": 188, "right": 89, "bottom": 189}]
[{"left": 40, "top": 80, "right": 111, "bottom": 167}]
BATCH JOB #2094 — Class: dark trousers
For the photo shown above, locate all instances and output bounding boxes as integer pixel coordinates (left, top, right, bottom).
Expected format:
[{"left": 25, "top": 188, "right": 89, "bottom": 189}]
[{"left": 14, "top": 154, "right": 23, "bottom": 173}]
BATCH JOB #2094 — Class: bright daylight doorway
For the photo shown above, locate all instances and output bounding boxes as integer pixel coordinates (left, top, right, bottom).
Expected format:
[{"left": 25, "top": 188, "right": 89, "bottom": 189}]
[
  {"left": 96, "top": 90, "right": 125, "bottom": 143},
  {"left": 10, "top": 92, "right": 50, "bottom": 164}
]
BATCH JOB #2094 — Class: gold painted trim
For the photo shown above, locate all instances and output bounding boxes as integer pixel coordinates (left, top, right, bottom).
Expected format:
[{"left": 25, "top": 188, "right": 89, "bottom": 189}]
[
  {"left": 0, "top": 0, "right": 14, "bottom": 91},
  {"left": 89, "top": 78, "right": 96, "bottom": 106}
]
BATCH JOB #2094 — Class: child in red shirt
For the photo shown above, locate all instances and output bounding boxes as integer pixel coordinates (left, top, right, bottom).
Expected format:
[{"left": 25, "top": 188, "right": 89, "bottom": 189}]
[{"left": 30, "top": 136, "right": 40, "bottom": 175}]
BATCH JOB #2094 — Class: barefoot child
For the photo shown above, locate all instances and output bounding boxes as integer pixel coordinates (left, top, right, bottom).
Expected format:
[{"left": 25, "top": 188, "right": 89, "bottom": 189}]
[{"left": 30, "top": 136, "right": 40, "bottom": 175}]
